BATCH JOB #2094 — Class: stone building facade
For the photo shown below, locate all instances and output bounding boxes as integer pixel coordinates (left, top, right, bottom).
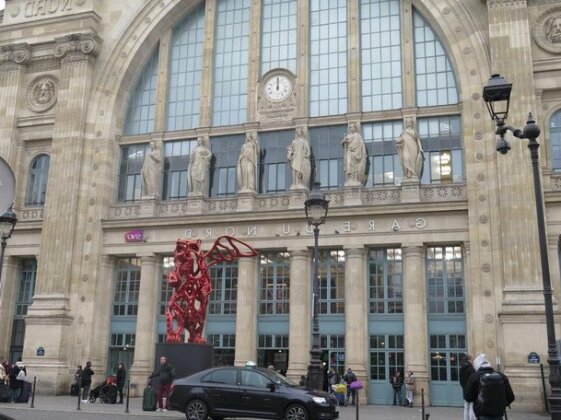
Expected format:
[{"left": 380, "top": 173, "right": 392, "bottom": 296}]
[{"left": 0, "top": 0, "right": 561, "bottom": 411}]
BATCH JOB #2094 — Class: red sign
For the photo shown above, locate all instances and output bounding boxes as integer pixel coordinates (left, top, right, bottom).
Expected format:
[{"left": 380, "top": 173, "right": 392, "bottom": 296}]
[{"left": 124, "top": 229, "right": 144, "bottom": 242}]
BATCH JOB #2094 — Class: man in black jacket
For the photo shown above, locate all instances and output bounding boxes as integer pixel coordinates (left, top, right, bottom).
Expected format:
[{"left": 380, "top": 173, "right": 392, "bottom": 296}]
[
  {"left": 80, "top": 361, "right": 94, "bottom": 403},
  {"left": 464, "top": 354, "right": 515, "bottom": 420},
  {"left": 151, "top": 356, "right": 175, "bottom": 412},
  {"left": 460, "top": 354, "right": 476, "bottom": 420}
]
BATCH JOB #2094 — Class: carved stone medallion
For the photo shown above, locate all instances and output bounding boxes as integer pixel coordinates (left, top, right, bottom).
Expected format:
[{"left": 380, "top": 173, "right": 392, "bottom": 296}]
[
  {"left": 533, "top": 7, "right": 561, "bottom": 54},
  {"left": 26, "top": 75, "right": 59, "bottom": 113}
]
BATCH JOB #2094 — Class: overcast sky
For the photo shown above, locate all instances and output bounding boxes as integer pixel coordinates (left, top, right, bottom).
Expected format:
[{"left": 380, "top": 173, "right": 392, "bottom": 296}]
[{"left": 0, "top": 1, "right": 5, "bottom": 11}]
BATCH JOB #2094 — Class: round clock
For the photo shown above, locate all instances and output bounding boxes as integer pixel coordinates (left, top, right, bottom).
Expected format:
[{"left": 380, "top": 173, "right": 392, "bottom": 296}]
[{"left": 263, "top": 73, "right": 293, "bottom": 101}]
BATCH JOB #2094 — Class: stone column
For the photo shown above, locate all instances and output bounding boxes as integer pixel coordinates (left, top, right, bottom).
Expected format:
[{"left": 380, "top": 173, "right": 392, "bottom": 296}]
[
  {"left": 344, "top": 247, "right": 368, "bottom": 403},
  {"left": 90, "top": 256, "right": 116, "bottom": 374},
  {"left": 130, "top": 255, "right": 160, "bottom": 391},
  {"left": 0, "top": 43, "right": 30, "bottom": 165},
  {"left": 487, "top": 1, "right": 543, "bottom": 304},
  {"left": 548, "top": 235, "right": 561, "bottom": 306},
  {"left": 296, "top": 0, "right": 309, "bottom": 116},
  {"left": 402, "top": 244, "right": 429, "bottom": 402},
  {"left": 199, "top": 0, "right": 217, "bottom": 126},
  {"left": 347, "top": 0, "right": 360, "bottom": 113},
  {"left": 234, "top": 256, "right": 258, "bottom": 365},
  {"left": 0, "top": 257, "right": 21, "bottom": 358},
  {"left": 246, "top": 0, "right": 261, "bottom": 122},
  {"left": 23, "top": 33, "right": 100, "bottom": 394},
  {"left": 287, "top": 248, "right": 311, "bottom": 381}
]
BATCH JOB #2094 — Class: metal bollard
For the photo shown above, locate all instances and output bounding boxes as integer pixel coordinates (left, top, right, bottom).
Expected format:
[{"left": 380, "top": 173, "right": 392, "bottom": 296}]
[
  {"left": 125, "top": 380, "right": 130, "bottom": 414},
  {"left": 421, "top": 388, "right": 425, "bottom": 420},
  {"left": 30, "top": 376, "right": 36, "bottom": 408},
  {"left": 355, "top": 389, "right": 359, "bottom": 420}
]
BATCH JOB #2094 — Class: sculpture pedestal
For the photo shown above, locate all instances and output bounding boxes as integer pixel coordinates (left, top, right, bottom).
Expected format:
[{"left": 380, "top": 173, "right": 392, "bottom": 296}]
[
  {"left": 155, "top": 342, "right": 214, "bottom": 381},
  {"left": 400, "top": 178, "right": 420, "bottom": 203},
  {"left": 237, "top": 192, "right": 256, "bottom": 212},
  {"left": 187, "top": 195, "right": 205, "bottom": 215},
  {"left": 289, "top": 189, "right": 308, "bottom": 209},
  {"left": 140, "top": 196, "right": 158, "bottom": 217},
  {"left": 343, "top": 186, "right": 364, "bottom": 206}
]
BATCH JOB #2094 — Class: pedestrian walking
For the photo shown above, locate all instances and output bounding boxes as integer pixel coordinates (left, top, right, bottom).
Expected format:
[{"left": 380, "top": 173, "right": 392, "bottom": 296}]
[
  {"left": 80, "top": 361, "right": 94, "bottom": 403},
  {"left": 343, "top": 367, "right": 357, "bottom": 406},
  {"left": 9, "top": 358, "right": 26, "bottom": 402},
  {"left": 115, "top": 362, "right": 126, "bottom": 404},
  {"left": 464, "top": 354, "right": 515, "bottom": 420},
  {"left": 460, "top": 354, "right": 476, "bottom": 420},
  {"left": 404, "top": 371, "right": 415, "bottom": 407},
  {"left": 391, "top": 370, "right": 403, "bottom": 406},
  {"left": 328, "top": 368, "right": 340, "bottom": 394},
  {"left": 150, "top": 356, "right": 175, "bottom": 412}
]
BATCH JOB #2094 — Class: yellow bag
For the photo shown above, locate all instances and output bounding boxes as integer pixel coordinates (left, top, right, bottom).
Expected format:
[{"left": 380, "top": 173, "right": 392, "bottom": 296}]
[{"left": 334, "top": 383, "right": 347, "bottom": 394}]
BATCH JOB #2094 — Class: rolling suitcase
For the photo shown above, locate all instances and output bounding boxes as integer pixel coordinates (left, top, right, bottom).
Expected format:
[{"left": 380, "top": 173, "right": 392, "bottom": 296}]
[
  {"left": 70, "top": 383, "right": 80, "bottom": 396},
  {"left": 0, "top": 382, "right": 10, "bottom": 402},
  {"left": 142, "top": 387, "right": 157, "bottom": 411},
  {"left": 17, "top": 381, "right": 31, "bottom": 403}
]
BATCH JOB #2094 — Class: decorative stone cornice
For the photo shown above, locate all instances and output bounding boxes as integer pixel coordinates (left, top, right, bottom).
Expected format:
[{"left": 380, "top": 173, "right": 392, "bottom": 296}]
[
  {"left": 0, "top": 43, "right": 31, "bottom": 70},
  {"left": 54, "top": 33, "right": 101, "bottom": 63},
  {"left": 487, "top": 0, "right": 527, "bottom": 6}
]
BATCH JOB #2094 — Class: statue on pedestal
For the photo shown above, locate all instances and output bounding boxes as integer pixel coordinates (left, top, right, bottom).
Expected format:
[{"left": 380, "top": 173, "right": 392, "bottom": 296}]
[
  {"left": 287, "top": 127, "right": 312, "bottom": 190},
  {"left": 341, "top": 122, "right": 367, "bottom": 187},
  {"left": 188, "top": 135, "right": 212, "bottom": 195},
  {"left": 141, "top": 140, "right": 162, "bottom": 197},
  {"left": 396, "top": 118, "right": 424, "bottom": 180},
  {"left": 237, "top": 132, "right": 260, "bottom": 193}
]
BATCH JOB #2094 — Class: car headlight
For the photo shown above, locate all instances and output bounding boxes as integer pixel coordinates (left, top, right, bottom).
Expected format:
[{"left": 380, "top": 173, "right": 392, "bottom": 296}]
[{"left": 312, "top": 396, "right": 327, "bottom": 404}]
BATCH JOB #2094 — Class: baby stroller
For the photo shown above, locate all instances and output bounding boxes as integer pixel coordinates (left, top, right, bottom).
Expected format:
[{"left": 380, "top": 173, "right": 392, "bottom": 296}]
[{"left": 89, "top": 376, "right": 118, "bottom": 404}]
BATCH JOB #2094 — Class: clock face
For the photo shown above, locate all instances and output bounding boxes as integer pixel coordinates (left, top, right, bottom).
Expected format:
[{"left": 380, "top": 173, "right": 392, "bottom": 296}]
[{"left": 263, "top": 74, "right": 293, "bottom": 101}]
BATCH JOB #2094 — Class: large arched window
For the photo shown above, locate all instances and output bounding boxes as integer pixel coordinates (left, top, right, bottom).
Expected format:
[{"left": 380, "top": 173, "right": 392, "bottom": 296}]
[
  {"left": 550, "top": 109, "right": 561, "bottom": 171},
  {"left": 25, "top": 154, "right": 50, "bottom": 206},
  {"left": 119, "top": 1, "right": 464, "bottom": 197}
]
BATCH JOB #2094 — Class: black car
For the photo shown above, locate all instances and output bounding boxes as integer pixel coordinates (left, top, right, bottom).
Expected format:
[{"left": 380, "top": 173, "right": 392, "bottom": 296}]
[{"left": 169, "top": 366, "right": 339, "bottom": 420}]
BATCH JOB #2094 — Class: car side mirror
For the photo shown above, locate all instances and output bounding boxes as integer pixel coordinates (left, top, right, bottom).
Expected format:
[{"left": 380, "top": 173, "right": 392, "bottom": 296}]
[{"left": 266, "top": 382, "right": 276, "bottom": 392}]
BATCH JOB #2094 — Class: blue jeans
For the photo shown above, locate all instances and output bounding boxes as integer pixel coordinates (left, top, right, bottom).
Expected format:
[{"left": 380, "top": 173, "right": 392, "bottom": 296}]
[
  {"left": 346, "top": 388, "right": 355, "bottom": 405},
  {"left": 10, "top": 387, "right": 20, "bottom": 402},
  {"left": 393, "top": 387, "right": 402, "bottom": 405}
]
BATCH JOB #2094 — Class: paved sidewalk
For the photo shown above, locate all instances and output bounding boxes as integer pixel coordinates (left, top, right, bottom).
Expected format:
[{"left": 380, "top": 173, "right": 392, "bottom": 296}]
[{"left": 0, "top": 396, "right": 550, "bottom": 419}]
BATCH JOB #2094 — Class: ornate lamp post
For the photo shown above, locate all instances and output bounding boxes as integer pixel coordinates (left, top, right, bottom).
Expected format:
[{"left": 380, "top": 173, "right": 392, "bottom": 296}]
[
  {"left": 0, "top": 206, "right": 18, "bottom": 299},
  {"left": 483, "top": 74, "right": 561, "bottom": 419},
  {"left": 304, "top": 182, "right": 329, "bottom": 391}
]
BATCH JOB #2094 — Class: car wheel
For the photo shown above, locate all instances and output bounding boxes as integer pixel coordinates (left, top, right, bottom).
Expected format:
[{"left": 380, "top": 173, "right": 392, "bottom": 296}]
[
  {"left": 185, "top": 399, "right": 209, "bottom": 420},
  {"left": 284, "top": 404, "right": 308, "bottom": 420}
]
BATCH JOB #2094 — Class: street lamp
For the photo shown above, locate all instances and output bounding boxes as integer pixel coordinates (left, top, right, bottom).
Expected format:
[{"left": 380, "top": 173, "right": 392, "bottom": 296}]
[
  {"left": 304, "top": 181, "right": 329, "bottom": 391},
  {"left": 0, "top": 205, "right": 17, "bottom": 291},
  {"left": 483, "top": 74, "right": 561, "bottom": 419}
]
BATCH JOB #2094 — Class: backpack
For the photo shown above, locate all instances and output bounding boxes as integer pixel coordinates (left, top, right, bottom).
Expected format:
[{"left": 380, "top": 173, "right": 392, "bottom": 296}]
[
  {"left": 16, "top": 368, "right": 26, "bottom": 381},
  {"left": 477, "top": 372, "right": 507, "bottom": 416}
]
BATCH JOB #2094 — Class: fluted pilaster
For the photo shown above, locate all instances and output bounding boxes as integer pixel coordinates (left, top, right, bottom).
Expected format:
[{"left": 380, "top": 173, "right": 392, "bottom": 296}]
[
  {"left": 0, "top": 43, "right": 30, "bottom": 164},
  {"left": 234, "top": 256, "right": 259, "bottom": 365},
  {"left": 344, "top": 247, "right": 368, "bottom": 403},
  {"left": 402, "top": 244, "right": 429, "bottom": 402},
  {"left": 287, "top": 248, "right": 311, "bottom": 380},
  {"left": 130, "top": 255, "right": 160, "bottom": 389},
  {"left": 0, "top": 257, "right": 22, "bottom": 358}
]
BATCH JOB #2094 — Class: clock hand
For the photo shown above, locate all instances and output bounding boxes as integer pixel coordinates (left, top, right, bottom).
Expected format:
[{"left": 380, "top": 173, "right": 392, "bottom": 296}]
[{"left": 276, "top": 77, "right": 279, "bottom": 91}]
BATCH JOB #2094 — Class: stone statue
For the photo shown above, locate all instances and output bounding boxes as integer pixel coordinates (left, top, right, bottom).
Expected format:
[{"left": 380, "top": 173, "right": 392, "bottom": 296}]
[
  {"left": 287, "top": 127, "right": 312, "bottom": 190},
  {"left": 188, "top": 135, "right": 212, "bottom": 195},
  {"left": 546, "top": 16, "right": 561, "bottom": 44},
  {"left": 141, "top": 140, "right": 162, "bottom": 197},
  {"left": 396, "top": 118, "right": 424, "bottom": 180},
  {"left": 341, "top": 122, "right": 367, "bottom": 187},
  {"left": 237, "top": 132, "right": 260, "bottom": 193}
]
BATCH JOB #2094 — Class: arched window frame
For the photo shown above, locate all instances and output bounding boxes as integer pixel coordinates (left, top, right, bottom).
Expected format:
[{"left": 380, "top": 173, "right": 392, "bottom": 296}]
[{"left": 25, "top": 154, "right": 51, "bottom": 207}]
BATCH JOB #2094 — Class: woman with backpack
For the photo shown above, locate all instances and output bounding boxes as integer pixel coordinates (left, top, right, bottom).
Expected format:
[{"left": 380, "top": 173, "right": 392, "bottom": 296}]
[
  {"left": 9, "top": 357, "right": 26, "bottom": 402},
  {"left": 464, "top": 354, "right": 515, "bottom": 420}
]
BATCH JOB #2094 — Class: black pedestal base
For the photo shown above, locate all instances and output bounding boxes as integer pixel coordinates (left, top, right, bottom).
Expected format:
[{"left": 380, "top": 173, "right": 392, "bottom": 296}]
[{"left": 155, "top": 342, "right": 214, "bottom": 380}]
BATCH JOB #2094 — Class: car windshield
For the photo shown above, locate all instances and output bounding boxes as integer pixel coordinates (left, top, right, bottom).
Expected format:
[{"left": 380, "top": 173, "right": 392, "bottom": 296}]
[{"left": 265, "top": 371, "right": 298, "bottom": 387}]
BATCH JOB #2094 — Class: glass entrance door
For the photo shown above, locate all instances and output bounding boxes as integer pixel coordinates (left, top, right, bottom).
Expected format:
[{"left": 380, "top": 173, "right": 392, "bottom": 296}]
[
  {"left": 369, "top": 334, "right": 404, "bottom": 404},
  {"left": 429, "top": 334, "right": 465, "bottom": 406}
]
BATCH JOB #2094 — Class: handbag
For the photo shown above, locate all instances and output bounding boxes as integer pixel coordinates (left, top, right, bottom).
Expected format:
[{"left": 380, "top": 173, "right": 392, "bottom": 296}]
[{"left": 16, "top": 369, "right": 26, "bottom": 381}]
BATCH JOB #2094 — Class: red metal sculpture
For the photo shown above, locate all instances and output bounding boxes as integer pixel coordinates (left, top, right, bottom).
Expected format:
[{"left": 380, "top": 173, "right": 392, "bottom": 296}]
[{"left": 165, "top": 235, "right": 258, "bottom": 344}]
